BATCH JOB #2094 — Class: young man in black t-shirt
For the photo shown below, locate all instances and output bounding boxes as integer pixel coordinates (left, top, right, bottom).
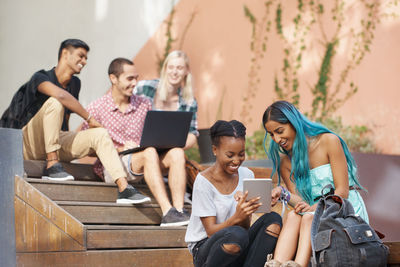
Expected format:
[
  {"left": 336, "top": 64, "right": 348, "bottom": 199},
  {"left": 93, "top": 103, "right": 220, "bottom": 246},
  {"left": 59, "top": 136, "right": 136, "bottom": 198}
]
[{"left": 0, "top": 39, "right": 150, "bottom": 204}]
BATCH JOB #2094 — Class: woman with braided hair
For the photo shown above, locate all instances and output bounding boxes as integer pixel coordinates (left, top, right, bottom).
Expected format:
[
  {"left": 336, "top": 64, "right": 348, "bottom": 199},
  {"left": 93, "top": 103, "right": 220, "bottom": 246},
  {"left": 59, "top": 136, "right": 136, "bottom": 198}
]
[{"left": 185, "top": 120, "right": 282, "bottom": 267}]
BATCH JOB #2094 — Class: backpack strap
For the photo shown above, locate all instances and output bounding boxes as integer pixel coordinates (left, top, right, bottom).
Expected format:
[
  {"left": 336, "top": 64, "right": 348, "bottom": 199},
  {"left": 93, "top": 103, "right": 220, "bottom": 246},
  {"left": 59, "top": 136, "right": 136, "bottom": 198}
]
[
  {"left": 310, "top": 197, "right": 326, "bottom": 266},
  {"left": 360, "top": 247, "right": 367, "bottom": 263}
]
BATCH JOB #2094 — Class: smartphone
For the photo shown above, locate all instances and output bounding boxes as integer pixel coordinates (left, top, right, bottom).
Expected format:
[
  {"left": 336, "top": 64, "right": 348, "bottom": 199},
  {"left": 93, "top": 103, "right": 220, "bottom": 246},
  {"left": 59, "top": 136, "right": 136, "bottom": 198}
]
[{"left": 243, "top": 178, "right": 272, "bottom": 213}]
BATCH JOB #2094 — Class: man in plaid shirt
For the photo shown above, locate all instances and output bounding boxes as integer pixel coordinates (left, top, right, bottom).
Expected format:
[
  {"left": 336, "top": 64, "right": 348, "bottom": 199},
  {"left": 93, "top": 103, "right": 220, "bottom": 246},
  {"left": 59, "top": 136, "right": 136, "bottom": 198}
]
[{"left": 83, "top": 58, "right": 190, "bottom": 226}]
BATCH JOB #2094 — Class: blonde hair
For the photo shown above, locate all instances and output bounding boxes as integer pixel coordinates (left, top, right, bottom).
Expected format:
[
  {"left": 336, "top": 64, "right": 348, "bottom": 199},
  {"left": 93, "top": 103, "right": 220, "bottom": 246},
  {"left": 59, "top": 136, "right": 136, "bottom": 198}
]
[{"left": 157, "top": 50, "right": 194, "bottom": 103}]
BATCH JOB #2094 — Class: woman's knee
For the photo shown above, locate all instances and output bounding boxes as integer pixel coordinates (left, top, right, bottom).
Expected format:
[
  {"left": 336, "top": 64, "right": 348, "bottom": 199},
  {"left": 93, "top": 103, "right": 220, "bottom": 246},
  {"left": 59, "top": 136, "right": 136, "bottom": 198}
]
[
  {"left": 287, "top": 210, "right": 302, "bottom": 221},
  {"left": 265, "top": 223, "right": 281, "bottom": 238},
  {"left": 226, "top": 226, "right": 249, "bottom": 249},
  {"left": 300, "top": 213, "right": 314, "bottom": 225},
  {"left": 260, "top": 212, "right": 282, "bottom": 237},
  {"left": 262, "top": 211, "right": 282, "bottom": 225},
  {"left": 222, "top": 243, "right": 241, "bottom": 255}
]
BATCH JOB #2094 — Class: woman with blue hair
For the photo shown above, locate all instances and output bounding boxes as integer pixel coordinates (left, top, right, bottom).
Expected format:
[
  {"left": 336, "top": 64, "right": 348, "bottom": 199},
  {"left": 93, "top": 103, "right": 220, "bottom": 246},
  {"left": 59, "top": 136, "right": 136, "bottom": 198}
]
[{"left": 263, "top": 101, "right": 368, "bottom": 267}]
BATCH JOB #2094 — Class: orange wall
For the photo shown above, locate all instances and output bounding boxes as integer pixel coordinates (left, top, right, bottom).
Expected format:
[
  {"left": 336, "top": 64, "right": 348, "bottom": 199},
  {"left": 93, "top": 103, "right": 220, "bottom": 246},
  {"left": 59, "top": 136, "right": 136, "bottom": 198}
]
[{"left": 134, "top": 0, "right": 400, "bottom": 155}]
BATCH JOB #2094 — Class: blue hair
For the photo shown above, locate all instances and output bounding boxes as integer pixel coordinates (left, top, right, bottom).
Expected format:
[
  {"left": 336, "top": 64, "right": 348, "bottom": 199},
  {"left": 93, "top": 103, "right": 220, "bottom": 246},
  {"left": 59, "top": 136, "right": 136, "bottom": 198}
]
[{"left": 262, "top": 101, "right": 364, "bottom": 203}]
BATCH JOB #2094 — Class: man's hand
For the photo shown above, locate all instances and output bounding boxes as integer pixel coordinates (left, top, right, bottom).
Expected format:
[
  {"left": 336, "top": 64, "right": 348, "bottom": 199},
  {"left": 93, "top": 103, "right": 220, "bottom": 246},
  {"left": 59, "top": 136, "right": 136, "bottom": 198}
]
[{"left": 88, "top": 117, "right": 102, "bottom": 128}]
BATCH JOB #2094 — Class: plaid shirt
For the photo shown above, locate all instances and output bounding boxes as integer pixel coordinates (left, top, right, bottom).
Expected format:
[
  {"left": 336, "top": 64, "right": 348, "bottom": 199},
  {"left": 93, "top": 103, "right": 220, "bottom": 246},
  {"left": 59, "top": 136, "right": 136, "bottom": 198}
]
[
  {"left": 82, "top": 91, "right": 152, "bottom": 178},
  {"left": 135, "top": 79, "right": 199, "bottom": 136}
]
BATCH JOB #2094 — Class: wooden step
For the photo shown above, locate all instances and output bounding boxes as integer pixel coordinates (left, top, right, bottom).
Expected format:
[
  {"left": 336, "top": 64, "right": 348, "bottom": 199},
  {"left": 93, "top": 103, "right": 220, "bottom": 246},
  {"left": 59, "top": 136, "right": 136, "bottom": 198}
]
[
  {"left": 57, "top": 201, "right": 162, "bottom": 225},
  {"left": 57, "top": 201, "right": 191, "bottom": 225},
  {"left": 86, "top": 225, "right": 187, "bottom": 249},
  {"left": 14, "top": 176, "right": 86, "bottom": 253},
  {"left": 26, "top": 178, "right": 154, "bottom": 203},
  {"left": 17, "top": 248, "right": 193, "bottom": 267},
  {"left": 24, "top": 160, "right": 100, "bottom": 181}
]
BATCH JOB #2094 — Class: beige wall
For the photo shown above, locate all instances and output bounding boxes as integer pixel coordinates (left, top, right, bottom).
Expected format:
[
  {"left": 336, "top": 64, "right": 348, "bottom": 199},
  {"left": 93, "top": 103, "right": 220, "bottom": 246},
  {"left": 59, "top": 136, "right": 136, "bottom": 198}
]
[
  {"left": 0, "top": 0, "right": 177, "bottom": 129},
  {"left": 134, "top": 0, "right": 400, "bottom": 155}
]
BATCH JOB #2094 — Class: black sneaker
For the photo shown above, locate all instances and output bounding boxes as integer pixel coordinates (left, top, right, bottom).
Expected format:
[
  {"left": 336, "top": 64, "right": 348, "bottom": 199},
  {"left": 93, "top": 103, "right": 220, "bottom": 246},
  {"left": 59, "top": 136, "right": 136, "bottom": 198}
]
[
  {"left": 42, "top": 162, "right": 74, "bottom": 181},
  {"left": 160, "top": 207, "right": 190, "bottom": 227},
  {"left": 117, "top": 184, "right": 151, "bottom": 204},
  {"left": 180, "top": 208, "right": 191, "bottom": 219}
]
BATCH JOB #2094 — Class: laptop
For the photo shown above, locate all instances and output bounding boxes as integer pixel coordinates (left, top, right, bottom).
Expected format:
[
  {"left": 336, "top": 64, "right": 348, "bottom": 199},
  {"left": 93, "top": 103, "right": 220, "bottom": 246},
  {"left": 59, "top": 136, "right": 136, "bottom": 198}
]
[{"left": 119, "top": 110, "right": 193, "bottom": 155}]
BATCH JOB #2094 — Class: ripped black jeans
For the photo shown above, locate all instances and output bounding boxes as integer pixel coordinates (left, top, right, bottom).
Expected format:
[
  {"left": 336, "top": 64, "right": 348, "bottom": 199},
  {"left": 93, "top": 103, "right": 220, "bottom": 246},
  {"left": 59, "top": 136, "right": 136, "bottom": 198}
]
[{"left": 192, "top": 212, "right": 282, "bottom": 267}]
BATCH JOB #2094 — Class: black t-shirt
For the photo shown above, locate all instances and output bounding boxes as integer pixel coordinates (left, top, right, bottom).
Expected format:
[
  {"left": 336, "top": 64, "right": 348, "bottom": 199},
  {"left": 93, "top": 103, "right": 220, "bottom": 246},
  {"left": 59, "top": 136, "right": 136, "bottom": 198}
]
[{"left": 0, "top": 68, "right": 80, "bottom": 130}]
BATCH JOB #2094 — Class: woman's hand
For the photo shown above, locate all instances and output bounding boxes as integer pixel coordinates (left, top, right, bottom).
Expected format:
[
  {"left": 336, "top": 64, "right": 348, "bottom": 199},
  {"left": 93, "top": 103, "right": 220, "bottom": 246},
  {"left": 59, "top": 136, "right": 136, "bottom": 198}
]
[
  {"left": 271, "top": 186, "right": 282, "bottom": 207},
  {"left": 309, "top": 203, "right": 317, "bottom": 212},
  {"left": 234, "top": 191, "right": 243, "bottom": 201},
  {"left": 234, "top": 191, "right": 261, "bottom": 222},
  {"left": 294, "top": 201, "right": 312, "bottom": 213}
]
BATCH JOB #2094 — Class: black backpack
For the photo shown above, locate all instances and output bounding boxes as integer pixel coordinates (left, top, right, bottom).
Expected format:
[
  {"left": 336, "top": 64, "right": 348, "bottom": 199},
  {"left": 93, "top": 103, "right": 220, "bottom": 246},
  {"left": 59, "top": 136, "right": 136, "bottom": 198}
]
[{"left": 310, "top": 186, "right": 388, "bottom": 267}]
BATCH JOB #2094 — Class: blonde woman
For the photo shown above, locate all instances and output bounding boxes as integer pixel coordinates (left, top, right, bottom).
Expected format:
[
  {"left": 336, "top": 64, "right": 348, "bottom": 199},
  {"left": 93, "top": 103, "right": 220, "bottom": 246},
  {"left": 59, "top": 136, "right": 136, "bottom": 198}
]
[{"left": 135, "top": 50, "right": 198, "bottom": 149}]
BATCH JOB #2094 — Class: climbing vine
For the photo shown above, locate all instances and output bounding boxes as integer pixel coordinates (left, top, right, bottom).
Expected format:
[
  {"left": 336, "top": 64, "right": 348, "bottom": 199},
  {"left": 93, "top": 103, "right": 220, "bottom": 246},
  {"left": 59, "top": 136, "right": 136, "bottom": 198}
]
[
  {"left": 243, "top": 0, "right": 398, "bottom": 155},
  {"left": 156, "top": 0, "right": 197, "bottom": 72},
  {"left": 240, "top": 1, "right": 274, "bottom": 124}
]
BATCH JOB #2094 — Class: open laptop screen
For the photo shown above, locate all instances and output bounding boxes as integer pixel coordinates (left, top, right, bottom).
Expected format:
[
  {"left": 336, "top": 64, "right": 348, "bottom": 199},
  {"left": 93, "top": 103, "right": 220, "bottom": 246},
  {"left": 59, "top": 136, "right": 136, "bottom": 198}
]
[{"left": 119, "top": 110, "right": 192, "bottom": 155}]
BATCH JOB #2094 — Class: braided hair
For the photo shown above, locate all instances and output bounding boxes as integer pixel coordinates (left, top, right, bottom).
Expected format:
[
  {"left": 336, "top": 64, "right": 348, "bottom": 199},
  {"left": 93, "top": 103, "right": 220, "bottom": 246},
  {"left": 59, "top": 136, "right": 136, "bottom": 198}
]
[{"left": 210, "top": 120, "right": 246, "bottom": 146}]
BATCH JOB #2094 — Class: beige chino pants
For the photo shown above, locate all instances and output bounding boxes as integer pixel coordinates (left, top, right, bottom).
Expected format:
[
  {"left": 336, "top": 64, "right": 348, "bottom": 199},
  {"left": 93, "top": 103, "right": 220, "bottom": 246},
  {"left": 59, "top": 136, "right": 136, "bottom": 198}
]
[{"left": 22, "top": 97, "right": 127, "bottom": 182}]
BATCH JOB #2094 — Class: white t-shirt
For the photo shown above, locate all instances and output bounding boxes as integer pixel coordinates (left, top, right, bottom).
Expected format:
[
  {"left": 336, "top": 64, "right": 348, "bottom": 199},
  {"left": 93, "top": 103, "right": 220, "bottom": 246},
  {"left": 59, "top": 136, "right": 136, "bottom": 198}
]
[{"left": 184, "top": 167, "right": 255, "bottom": 253}]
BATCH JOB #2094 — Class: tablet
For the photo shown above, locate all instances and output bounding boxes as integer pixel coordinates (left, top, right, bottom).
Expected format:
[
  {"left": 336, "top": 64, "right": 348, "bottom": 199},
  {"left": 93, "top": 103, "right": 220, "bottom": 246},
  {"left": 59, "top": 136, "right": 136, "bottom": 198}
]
[{"left": 243, "top": 178, "right": 272, "bottom": 213}]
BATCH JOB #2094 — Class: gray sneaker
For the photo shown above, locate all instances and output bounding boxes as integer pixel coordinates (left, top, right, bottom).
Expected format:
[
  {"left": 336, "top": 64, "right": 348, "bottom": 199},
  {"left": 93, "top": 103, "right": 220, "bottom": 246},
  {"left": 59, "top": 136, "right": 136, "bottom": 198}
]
[
  {"left": 160, "top": 207, "right": 190, "bottom": 227},
  {"left": 117, "top": 184, "right": 151, "bottom": 204},
  {"left": 42, "top": 162, "right": 74, "bottom": 181},
  {"left": 180, "top": 208, "right": 191, "bottom": 220}
]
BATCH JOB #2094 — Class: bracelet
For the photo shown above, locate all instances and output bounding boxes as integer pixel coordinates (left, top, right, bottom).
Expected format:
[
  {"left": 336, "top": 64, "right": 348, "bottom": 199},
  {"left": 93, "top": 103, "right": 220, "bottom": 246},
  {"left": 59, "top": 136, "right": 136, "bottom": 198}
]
[
  {"left": 86, "top": 114, "right": 92, "bottom": 122},
  {"left": 279, "top": 185, "right": 291, "bottom": 202}
]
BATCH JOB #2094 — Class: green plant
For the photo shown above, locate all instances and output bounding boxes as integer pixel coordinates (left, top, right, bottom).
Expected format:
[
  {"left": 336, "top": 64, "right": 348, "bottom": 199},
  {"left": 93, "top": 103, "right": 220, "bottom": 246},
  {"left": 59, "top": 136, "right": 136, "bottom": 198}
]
[
  {"left": 241, "top": 2, "right": 274, "bottom": 124},
  {"left": 156, "top": 0, "right": 197, "bottom": 72},
  {"left": 243, "top": 1, "right": 398, "bottom": 152},
  {"left": 185, "top": 145, "right": 201, "bottom": 162},
  {"left": 274, "top": 1, "right": 313, "bottom": 108},
  {"left": 245, "top": 128, "right": 270, "bottom": 160},
  {"left": 321, "top": 117, "right": 377, "bottom": 153},
  {"left": 273, "top": 0, "right": 383, "bottom": 121}
]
